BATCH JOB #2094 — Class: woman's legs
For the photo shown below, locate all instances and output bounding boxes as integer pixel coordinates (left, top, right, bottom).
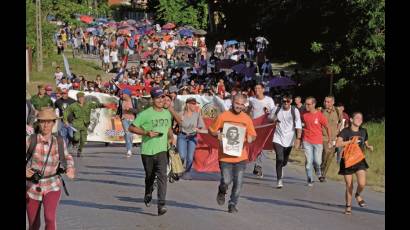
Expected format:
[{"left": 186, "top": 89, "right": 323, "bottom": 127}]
[
  {"left": 177, "top": 134, "right": 188, "bottom": 165},
  {"left": 185, "top": 137, "right": 197, "bottom": 173},
  {"left": 344, "top": 174, "right": 354, "bottom": 213},
  {"left": 43, "top": 190, "right": 62, "bottom": 230},
  {"left": 26, "top": 194, "right": 42, "bottom": 230},
  {"left": 355, "top": 170, "right": 367, "bottom": 205}
]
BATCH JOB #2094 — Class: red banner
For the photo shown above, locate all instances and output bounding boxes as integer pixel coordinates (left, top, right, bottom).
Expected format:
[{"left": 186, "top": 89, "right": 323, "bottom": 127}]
[{"left": 193, "top": 115, "right": 275, "bottom": 172}]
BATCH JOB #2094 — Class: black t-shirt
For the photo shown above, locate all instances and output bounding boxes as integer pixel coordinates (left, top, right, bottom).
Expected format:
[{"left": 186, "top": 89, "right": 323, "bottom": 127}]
[
  {"left": 55, "top": 97, "right": 76, "bottom": 117},
  {"left": 338, "top": 127, "right": 368, "bottom": 150}
]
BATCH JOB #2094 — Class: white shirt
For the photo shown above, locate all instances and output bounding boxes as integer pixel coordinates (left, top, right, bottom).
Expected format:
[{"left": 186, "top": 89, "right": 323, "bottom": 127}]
[
  {"left": 271, "top": 107, "right": 302, "bottom": 147},
  {"left": 54, "top": 72, "right": 64, "bottom": 85},
  {"left": 249, "top": 96, "right": 276, "bottom": 119},
  {"left": 224, "top": 98, "right": 232, "bottom": 111},
  {"left": 110, "top": 50, "right": 118, "bottom": 62},
  {"left": 57, "top": 83, "right": 72, "bottom": 90},
  {"left": 215, "top": 44, "right": 223, "bottom": 53},
  {"left": 160, "top": 41, "right": 167, "bottom": 50}
]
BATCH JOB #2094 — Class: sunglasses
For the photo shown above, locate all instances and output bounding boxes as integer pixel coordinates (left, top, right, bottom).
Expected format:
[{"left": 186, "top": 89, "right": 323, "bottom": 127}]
[{"left": 282, "top": 100, "right": 291, "bottom": 103}]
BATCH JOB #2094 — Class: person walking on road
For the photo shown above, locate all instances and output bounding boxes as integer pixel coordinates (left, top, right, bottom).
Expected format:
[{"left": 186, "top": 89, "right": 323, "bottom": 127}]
[
  {"left": 128, "top": 87, "right": 173, "bottom": 216},
  {"left": 177, "top": 97, "right": 206, "bottom": 180},
  {"left": 31, "top": 84, "right": 54, "bottom": 111},
  {"left": 335, "top": 112, "right": 373, "bottom": 215},
  {"left": 301, "top": 97, "right": 331, "bottom": 186},
  {"left": 269, "top": 95, "right": 302, "bottom": 188},
  {"left": 249, "top": 83, "right": 276, "bottom": 178},
  {"left": 209, "top": 94, "right": 257, "bottom": 213},
  {"left": 63, "top": 92, "right": 113, "bottom": 157},
  {"left": 320, "top": 96, "right": 343, "bottom": 182},
  {"left": 116, "top": 89, "right": 138, "bottom": 157},
  {"left": 26, "top": 108, "right": 75, "bottom": 230},
  {"left": 54, "top": 89, "right": 76, "bottom": 146}
]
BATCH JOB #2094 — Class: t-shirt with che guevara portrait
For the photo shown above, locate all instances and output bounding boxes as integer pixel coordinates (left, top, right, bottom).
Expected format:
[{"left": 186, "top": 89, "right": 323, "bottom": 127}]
[{"left": 132, "top": 107, "right": 172, "bottom": 156}]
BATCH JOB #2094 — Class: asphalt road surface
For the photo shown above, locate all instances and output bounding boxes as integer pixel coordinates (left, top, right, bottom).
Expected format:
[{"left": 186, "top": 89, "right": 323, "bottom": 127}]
[{"left": 28, "top": 143, "right": 384, "bottom": 230}]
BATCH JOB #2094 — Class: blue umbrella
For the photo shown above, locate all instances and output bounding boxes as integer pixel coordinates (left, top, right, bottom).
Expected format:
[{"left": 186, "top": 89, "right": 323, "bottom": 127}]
[
  {"left": 179, "top": 29, "right": 193, "bottom": 37},
  {"left": 91, "top": 30, "right": 99, "bottom": 35},
  {"left": 225, "top": 40, "right": 238, "bottom": 46},
  {"left": 96, "top": 18, "right": 108, "bottom": 23},
  {"left": 268, "top": 77, "right": 296, "bottom": 88},
  {"left": 232, "top": 63, "right": 246, "bottom": 73}
]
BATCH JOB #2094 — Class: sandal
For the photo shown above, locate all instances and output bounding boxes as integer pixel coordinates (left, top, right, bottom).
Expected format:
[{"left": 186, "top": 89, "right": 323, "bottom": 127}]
[
  {"left": 344, "top": 205, "right": 352, "bottom": 215},
  {"left": 355, "top": 193, "right": 368, "bottom": 207}
]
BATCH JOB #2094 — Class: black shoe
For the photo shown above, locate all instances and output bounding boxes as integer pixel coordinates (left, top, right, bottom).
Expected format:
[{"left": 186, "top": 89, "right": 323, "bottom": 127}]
[
  {"left": 319, "top": 176, "right": 326, "bottom": 182},
  {"left": 228, "top": 204, "right": 238, "bottom": 213},
  {"left": 144, "top": 194, "right": 152, "bottom": 207},
  {"left": 253, "top": 165, "right": 263, "bottom": 178},
  {"left": 158, "top": 206, "right": 167, "bottom": 216},
  {"left": 216, "top": 191, "right": 225, "bottom": 206}
]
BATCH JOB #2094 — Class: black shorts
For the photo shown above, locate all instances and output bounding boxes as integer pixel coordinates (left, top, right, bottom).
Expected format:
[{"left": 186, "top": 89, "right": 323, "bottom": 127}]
[{"left": 338, "top": 158, "right": 369, "bottom": 175}]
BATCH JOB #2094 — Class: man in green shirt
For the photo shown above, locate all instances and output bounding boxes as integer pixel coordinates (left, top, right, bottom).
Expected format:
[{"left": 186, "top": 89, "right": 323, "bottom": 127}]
[
  {"left": 30, "top": 84, "right": 54, "bottom": 111},
  {"left": 63, "top": 92, "right": 113, "bottom": 157},
  {"left": 129, "top": 87, "right": 173, "bottom": 216}
]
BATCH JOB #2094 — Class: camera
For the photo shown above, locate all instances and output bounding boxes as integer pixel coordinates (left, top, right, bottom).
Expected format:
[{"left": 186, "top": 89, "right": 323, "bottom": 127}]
[
  {"left": 57, "top": 167, "right": 66, "bottom": 175},
  {"left": 29, "top": 169, "right": 42, "bottom": 184}
]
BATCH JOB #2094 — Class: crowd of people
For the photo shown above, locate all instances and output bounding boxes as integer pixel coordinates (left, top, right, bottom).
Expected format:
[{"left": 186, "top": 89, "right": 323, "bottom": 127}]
[{"left": 26, "top": 18, "right": 375, "bottom": 229}]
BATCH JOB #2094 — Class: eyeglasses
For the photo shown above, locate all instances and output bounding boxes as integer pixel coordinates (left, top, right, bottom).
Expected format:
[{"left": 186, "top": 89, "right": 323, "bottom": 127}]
[{"left": 282, "top": 100, "right": 291, "bottom": 103}]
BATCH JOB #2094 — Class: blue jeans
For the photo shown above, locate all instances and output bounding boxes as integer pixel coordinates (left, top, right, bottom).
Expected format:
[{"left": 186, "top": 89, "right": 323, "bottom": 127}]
[
  {"left": 177, "top": 133, "right": 197, "bottom": 173},
  {"left": 303, "top": 141, "right": 323, "bottom": 181},
  {"left": 219, "top": 161, "right": 247, "bottom": 206},
  {"left": 121, "top": 119, "right": 134, "bottom": 152},
  {"left": 58, "top": 121, "right": 73, "bottom": 146}
]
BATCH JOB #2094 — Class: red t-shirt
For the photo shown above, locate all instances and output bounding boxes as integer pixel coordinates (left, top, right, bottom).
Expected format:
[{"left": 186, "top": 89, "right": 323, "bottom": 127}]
[{"left": 302, "top": 111, "right": 328, "bottom": 144}]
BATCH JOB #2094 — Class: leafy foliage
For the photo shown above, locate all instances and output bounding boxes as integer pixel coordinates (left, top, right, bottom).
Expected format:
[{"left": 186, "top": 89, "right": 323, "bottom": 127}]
[{"left": 155, "top": 0, "right": 208, "bottom": 29}]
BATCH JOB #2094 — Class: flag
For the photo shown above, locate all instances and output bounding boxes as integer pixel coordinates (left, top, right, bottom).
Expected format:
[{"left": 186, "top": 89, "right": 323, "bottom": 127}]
[{"left": 62, "top": 53, "right": 72, "bottom": 79}]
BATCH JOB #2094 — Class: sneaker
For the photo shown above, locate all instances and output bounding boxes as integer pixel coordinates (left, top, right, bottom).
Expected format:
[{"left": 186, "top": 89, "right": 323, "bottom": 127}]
[
  {"left": 158, "top": 206, "right": 167, "bottom": 216},
  {"left": 277, "top": 179, "right": 283, "bottom": 189},
  {"left": 319, "top": 176, "right": 326, "bottom": 182},
  {"left": 228, "top": 204, "right": 238, "bottom": 213},
  {"left": 254, "top": 165, "right": 263, "bottom": 178},
  {"left": 216, "top": 190, "right": 225, "bottom": 206},
  {"left": 126, "top": 150, "right": 132, "bottom": 157},
  {"left": 181, "top": 173, "right": 192, "bottom": 180},
  {"left": 144, "top": 194, "right": 152, "bottom": 207},
  {"left": 307, "top": 178, "right": 314, "bottom": 187},
  {"left": 252, "top": 165, "right": 259, "bottom": 175}
]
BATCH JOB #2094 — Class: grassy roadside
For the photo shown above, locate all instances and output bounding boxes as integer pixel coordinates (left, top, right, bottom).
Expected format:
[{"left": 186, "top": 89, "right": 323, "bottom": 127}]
[
  {"left": 287, "top": 121, "right": 385, "bottom": 192},
  {"left": 27, "top": 50, "right": 112, "bottom": 96}
]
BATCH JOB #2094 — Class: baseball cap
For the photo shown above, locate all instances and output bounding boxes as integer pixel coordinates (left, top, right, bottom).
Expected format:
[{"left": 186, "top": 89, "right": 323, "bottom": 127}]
[
  {"left": 122, "top": 88, "right": 132, "bottom": 96},
  {"left": 45, "top": 85, "right": 53, "bottom": 91},
  {"left": 186, "top": 97, "right": 198, "bottom": 104},
  {"left": 150, "top": 87, "right": 164, "bottom": 98},
  {"left": 169, "top": 85, "right": 178, "bottom": 94}
]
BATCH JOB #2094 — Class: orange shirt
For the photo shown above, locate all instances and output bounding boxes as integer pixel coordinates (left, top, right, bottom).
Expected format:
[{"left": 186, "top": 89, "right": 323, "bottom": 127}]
[{"left": 209, "top": 111, "right": 257, "bottom": 163}]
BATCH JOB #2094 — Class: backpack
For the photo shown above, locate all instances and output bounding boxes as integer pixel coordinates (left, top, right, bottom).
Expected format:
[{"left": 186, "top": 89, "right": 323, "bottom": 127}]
[
  {"left": 26, "top": 134, "right": 67, "bottom": 170},
  {"left": 274, "top": 105, "right": 297, "bottom": 129}
]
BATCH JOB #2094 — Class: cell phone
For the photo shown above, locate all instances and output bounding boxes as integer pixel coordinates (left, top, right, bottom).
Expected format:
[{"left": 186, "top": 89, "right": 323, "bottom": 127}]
[{"left": 157, "top": 132, "right": 164, "bottom": 137}]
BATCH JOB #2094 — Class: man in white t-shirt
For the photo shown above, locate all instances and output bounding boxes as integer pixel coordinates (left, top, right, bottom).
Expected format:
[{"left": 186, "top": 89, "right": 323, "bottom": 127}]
[
  {"left": 269, "top": 95, "right": 302, "bottom": 188},
  {"left": 160, "top": 39, "right": 167, "bottom": 51},
  {"left": 249, "top": 83, "right": 276, "bottom": 178},
  {"left": 54, "top": 66, "right": 64, "bottom": 85},
  {"left": 57, "top": 77, "right": 72, "bottom": 90}
]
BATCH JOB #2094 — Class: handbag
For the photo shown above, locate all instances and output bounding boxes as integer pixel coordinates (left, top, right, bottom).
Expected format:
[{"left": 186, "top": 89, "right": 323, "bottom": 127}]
[
  {"left": 342, "top": 136, "right": 365, "bottom": 168},
  {"left": 168, "top": 146, "right": 185, "bottom": 175}
]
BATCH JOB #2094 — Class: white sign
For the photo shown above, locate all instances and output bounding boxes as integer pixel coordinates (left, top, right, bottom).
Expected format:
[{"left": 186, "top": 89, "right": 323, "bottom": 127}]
[{"left": 222, "top": 123, "right": 245, "bottom": 157}]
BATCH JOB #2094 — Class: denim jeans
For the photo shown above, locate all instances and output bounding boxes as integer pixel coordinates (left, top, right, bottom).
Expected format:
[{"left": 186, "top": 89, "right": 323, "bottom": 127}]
[
  {"left": 121, "top": 119, "right": 134, "bottom": 152},
  {"left": 219, "top": 161, "right": 247, "bottom": 206},
  {"left": 302, "top": 141, "right": 323, "bottom": 181},
  {"left": 58, "top": 121, "right": 73, "bottom": 146},
  {"left": 255, "top": 150, "right": 269, "bottom": 168},
  {"left": 177, "top": 133, "right": 197, "bottom": 173}
]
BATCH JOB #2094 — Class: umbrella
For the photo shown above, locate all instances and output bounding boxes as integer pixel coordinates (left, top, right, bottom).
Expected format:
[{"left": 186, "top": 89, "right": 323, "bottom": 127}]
[
  {"left": 255, "top": 36, "right": 269, "bottom": 44},
  {"left": 107, "top": 22, "right": 117, "bottom": 28},
  {"left": 193, "top": 29, "right": 207, "bottom": 36},
  {"left": 232, "top": 63, "right": 246, "bottom": 73},
  {"left": 225, "top": 40, "right": 238, "bottom": 46},
  {"left": 217, "top": 59, "right": 237, "bottom": 69},
  {"left": 80, "top": 15, "right": 93, "bottom": 24},
  {"left": 118, "top": 25, "right": 130, "bottom": 30},
  {"left": 86, "top": 27, "right": 96, "bottom": 32},
  {"left": 117, "top": 29, "right": 130, "bottom": 35},
  {"left": 243, "top": 67, "right": 256, "bottom": 78},
  {"left": 173, "top": 46, "right": 194, "bottom": 55},
  {"left": 96, "top": 18, "right": 108, "bottom": 23},
  {"left": 181, "top": 25, "right": 195, "bottom": 30},
  {"left": 162, "top": 23, "right": 176, "bottom": 30},
  {"left": 179, "top": 29, "right": 193, "bottom": 37},
  {"left": 268, "top": 77, "right": 296, "bottom": 88},
  {"left": 104, "top": 27, "right": 116, "bottom": 34},
  {"left": 91, "top": 30, "right": 99, "bottom": 35},
  {"left": 127, "top": 19, "right": 137, "bottom": 25}
]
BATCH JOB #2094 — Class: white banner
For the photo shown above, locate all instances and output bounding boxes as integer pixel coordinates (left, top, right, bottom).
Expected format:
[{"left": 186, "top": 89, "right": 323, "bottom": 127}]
[
  {"left": 68, "top": 90, "right": 141, "bottom": 143},
  {"left": 174, "top": 95, "right": 227, "bottom": 119}
]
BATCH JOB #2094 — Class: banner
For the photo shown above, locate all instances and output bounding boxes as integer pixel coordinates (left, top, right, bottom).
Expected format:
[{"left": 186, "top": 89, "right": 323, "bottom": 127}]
[
  {"left": 68, "top": 90, "right": 141, "bottom": 143},
  {"left": 62, "top": 53, "right": 72, "bottom": 79}
]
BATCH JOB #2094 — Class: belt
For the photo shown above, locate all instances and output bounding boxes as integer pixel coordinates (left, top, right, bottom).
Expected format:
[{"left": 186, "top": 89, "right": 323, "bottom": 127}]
[{"left": 180, "top": 131, "right": 196, "bottom": 136}]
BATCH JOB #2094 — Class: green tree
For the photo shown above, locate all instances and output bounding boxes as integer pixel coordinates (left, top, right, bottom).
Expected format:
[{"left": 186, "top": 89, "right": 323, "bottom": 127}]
[{"left": 155, "top": 0, "right": 208, "bottom": 29}]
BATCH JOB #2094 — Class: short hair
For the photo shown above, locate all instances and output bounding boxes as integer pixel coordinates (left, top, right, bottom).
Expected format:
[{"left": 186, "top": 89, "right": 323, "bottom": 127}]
[
  {"left": 294, "top": 96, "right": 302, "bottom": 100},
  {"left": 325, "top": 96, "right": 335, "bottom": 101},
  {"left": 283, "top": 94, "right": 292, "bottom": 100},
  {"left": 254, "top": 83, "right": 265, "bottom": 88},
  {"left": 232, "top": 94, "right": 246, "bottom": 103},
  {"left": 305, "top": 96, "right": 316, "bottom": 104}
]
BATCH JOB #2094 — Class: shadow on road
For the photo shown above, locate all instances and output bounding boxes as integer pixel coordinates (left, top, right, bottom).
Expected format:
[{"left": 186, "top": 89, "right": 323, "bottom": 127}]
[
  {"left": 86, "top": 165, "right": 144, "bottom": 172},
  {"left": 79, "top": 170, "right": 145, "bottom": 178},
  {"left": 242, "top": 196, "right": 342, "bottom": 214},
  {"left": 115, "top": 196, "right": 225, "bottom": 213},
  {"left": 60, "top": 199, "right": 143, "bottom": 213},
  {"left": 75, "top": 178, "right": 144, "bottom": 188},
  {"left": 294, "top": 199, "right": 385, "bottom": 216}
]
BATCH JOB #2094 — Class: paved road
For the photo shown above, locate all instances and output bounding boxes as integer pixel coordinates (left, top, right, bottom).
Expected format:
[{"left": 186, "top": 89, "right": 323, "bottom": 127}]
[{"left": 30, "top": 143, "right": 384, "bottom": 230}]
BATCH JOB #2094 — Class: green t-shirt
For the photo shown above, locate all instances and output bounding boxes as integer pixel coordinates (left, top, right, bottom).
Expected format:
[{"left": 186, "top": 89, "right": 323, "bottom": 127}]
[{"left": 133, "top": 107, "right": 172, "bottom": 155}]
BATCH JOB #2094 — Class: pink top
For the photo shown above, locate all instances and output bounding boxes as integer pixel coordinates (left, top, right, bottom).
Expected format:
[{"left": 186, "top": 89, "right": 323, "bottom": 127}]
[{"left": 122, "top": 100, "right": 135, "bottom": 121}]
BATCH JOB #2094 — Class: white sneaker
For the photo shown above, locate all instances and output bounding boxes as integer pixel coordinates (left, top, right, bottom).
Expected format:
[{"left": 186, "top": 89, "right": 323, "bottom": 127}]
[
  {"left": 277, "top": 179, "right": 283, "bottom": 189},
  {"left": 126, "top": 151, "right": 132, "bottom": 157}
]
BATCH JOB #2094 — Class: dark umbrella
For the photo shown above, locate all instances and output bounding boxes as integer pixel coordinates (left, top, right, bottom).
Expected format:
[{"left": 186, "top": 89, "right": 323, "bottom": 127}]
[
  {"left": 231, "top": 63, "right": 246, "bottom": 73},
  {"left": 162, "top": 23, "right": 176, "bottom": 30},
  {"left": 118, "top": 25, "right": 130, "bottom": 30},
  {"left": 217, "top": 59, "right": 237, "bottom": 69},
  {"left": 268, "top": 77, "right": 296, "bottom": 88},
  {"left": 225, "top": 40, "right": 238, "bottom": 46},
  {"left": 193, "top": 29, "right": 207, "bottom": 36},
  {"left": 179, "top": 29, "right": 193, "bottom": 37},
  {"left": 173, "top": 46, "right": 194, "bottom": 55},
  {"left": 127, "top": 19, "right": 137, "bottom": 25}
]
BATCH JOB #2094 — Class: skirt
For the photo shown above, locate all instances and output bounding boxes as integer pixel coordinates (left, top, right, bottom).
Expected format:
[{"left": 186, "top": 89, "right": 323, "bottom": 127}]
[{"left": 338, "top": 158, "right": 369, "bottom": 175}]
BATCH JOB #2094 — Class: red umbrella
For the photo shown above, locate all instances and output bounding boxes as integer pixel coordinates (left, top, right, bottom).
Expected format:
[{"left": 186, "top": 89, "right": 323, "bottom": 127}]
[
  {"left": 80, "top": 15, "right": 93, "bottom": 24},
  {"left": 162, "top": 23, "right": 176, "bottom": 30},
  {"left": 117, "top": 29, "right": 130, "bottom": 35}
]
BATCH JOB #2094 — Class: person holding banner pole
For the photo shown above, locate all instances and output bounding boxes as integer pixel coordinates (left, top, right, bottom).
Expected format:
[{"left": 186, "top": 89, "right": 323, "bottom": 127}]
[
  {"left": 209, "top": 94, "right": 257, "bottom": 213},
  {"left": 116, "top": 89, "right": 138, "bottom": 157}
]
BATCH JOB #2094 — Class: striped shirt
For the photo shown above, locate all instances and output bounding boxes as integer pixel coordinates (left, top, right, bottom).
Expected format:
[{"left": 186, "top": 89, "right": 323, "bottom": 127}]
[{"left": 26, "top": 134, "right": 74, "bottom": 201}]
